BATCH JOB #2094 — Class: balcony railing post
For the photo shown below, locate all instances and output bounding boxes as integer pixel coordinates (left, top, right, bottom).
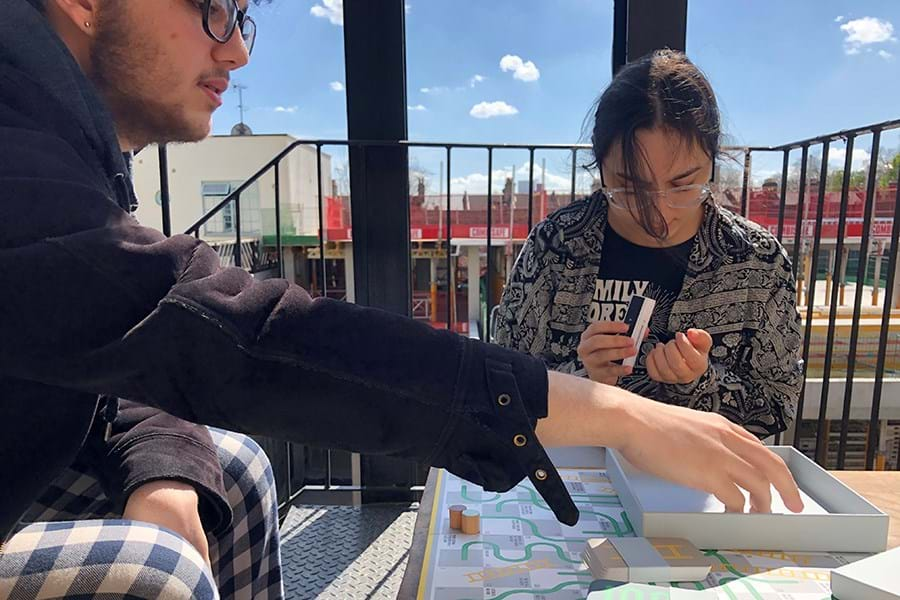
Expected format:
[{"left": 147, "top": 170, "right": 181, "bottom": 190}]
[
  {"left": 485, "top": 148, "right": 493, "bottom": 340},
  {"left": 815, "top": 135, "right": 856, "bottom": 464},
  {"left": 445, "top": 147, "right": 452, "bottom": 331},
  {"left": 233, "top": 193, "right": 242, "bottom": 269},
  {"left": 158, "top": 144, "right": 172, "bottom": 237},
  {"left": 839, "top": 130, "right": 881, "bottom": 468},
  {"left": 794, "top": 141, "right": 830, "bottom": 452},
  {"left": 869, "top": 159, "right": 900, "bottom": 469},
  {"left": 776, "top": 149, "right": 790, "bottom": 243},
  {"left": 344, "top": 0, "right": 416, "bottom": 502},
  {"left": 316, "top": 144, "right": 327, "bottom": 297},
  {"left": 613, "top": 0, "right": 687, "bottom": 74},
  {"left": 740, "top": 150, "right": 751, "bottom": 218},
  {"left": 527, "top": 148, "right": 536, "bottom": 231},
  {"left": 789, "top": 144, "right": 811, "bottom": 448},
  {"left": 274, "top": 161, "right": 284, "bottom": 278}
]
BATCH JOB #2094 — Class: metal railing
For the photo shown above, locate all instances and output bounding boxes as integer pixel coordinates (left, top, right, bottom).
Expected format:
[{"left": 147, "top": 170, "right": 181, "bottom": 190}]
[{"left": 157, "top": 119, "right": 900, "bottom": 509}]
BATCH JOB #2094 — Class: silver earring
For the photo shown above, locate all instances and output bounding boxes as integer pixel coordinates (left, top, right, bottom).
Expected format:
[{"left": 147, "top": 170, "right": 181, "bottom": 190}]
[{"left": 84, "top": 21, "right": 91, "bottom": 28}]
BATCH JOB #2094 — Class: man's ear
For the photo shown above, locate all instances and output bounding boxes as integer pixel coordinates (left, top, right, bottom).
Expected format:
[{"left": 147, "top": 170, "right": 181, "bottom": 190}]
[{"left": 47, "top": 0, "right": 100, "bottom": 34}]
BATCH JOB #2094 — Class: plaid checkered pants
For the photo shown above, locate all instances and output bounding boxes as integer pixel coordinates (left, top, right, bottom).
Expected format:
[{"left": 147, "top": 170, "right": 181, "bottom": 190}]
[{"left": 0, "top": 429, "right": 284, "bottom": 599}]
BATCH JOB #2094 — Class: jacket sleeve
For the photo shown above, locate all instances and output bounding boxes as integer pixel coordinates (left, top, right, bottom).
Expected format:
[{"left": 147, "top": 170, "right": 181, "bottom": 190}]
[
  {"left": 79, "top": 400, "right": 232, "bottom": 534},
  {"left": 0, "top": 127, "right": 579, "bottom": 525},
  {"left": 658, "top": 253, "right": 803, "bottom": 437},
  {"left": 494, "top": 222, "right": 582, "bottom": 374}
]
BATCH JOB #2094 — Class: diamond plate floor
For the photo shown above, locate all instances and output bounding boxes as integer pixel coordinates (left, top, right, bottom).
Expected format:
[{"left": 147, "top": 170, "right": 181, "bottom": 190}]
[{"left": 280, "top": 504, "right": 418, "bottom": 599}]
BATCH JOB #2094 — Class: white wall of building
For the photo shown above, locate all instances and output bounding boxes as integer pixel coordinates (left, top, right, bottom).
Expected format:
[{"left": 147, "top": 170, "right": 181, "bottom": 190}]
[{"left": 132, "top": 134, "right": 331, "bottom": 242}]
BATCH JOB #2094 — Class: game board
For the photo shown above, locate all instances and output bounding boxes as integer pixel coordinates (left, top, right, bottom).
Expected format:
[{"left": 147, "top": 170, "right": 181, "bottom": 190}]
[{"left": 416, "top": 468, "right": 868, "bottom": 600}]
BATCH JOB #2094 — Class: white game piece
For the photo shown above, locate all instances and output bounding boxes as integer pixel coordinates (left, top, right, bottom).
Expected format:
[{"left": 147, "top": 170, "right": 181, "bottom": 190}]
[{"left": 622, "top": 295, "right": 655, "bottom": 367}]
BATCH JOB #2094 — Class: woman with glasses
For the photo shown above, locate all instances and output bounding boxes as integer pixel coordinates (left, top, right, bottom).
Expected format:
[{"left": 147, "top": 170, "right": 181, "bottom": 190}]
[{"left": 496, "top": 50, "right": 803, "bottom": 438}]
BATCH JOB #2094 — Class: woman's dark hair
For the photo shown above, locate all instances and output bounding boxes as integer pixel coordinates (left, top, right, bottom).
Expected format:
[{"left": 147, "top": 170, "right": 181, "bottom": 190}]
[{"left": 589, "top": 49, "right": 720, "bottom": 239}]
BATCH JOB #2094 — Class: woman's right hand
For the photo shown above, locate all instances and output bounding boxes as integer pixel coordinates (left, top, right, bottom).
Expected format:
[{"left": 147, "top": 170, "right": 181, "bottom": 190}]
[{"left": 577, "top": 320, "right": 636, "bottom": 385}]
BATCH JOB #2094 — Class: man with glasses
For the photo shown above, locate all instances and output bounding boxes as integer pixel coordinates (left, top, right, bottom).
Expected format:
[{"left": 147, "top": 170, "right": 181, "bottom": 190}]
[
  {"left": 1, "top": 3, "right": 803, "bottom": 599},
  {"left": 1, "top": 2, "right": 278, "bottom": 598}
]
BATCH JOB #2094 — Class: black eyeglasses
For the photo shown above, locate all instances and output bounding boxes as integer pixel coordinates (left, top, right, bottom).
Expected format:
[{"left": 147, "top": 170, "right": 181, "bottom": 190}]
[{"left": 200, "top": 0, "right": 257, "bottom": 55}]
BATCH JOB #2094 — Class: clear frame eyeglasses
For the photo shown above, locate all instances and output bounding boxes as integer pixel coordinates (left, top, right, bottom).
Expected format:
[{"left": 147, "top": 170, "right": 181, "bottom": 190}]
[{"left": 599, "top": 182, "right": 716, "bottom": 210}]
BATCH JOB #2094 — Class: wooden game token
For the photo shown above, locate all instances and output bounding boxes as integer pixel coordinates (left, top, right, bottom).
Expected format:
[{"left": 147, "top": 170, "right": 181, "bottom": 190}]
[
  {"left": 448, "top": 505, "right": 466, "bottom": 530},
  {"left": 461, "top": 509, "right": 480, "bottom": 534}
]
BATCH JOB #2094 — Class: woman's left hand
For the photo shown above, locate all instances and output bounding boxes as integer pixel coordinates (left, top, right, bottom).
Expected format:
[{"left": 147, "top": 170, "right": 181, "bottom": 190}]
[{"left": 646, "top": 328, "right": 712, "bottom": 385}]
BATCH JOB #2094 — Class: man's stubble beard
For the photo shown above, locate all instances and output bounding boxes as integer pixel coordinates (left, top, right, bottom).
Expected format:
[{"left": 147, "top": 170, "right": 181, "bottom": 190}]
[{"left": 90, "top": 8, "right": 210, "bottom": 149}]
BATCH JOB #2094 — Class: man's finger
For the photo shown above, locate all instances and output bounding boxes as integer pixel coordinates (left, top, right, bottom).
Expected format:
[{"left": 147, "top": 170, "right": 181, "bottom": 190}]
[
  {"left": 730, "top": 434, "right": 804, "bottom": 513},
  {"left": 728, "top": 455, "right": 773, "bottom": 514},
  {"left": 712, "top": 481, "right": 746, "bottom": 513}
]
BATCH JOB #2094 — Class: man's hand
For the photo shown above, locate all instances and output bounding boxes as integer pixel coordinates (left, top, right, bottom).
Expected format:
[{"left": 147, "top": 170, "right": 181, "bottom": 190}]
[
  {"left": 123, "top": 480, "right": 210, "bottom": 566},
  {"left": 646, "top": 328, "right": 712, "bottom": 385},
  {"left": 537, "top": 371, "right": 803, "bottom": 514},
  {"left": 577, "top": 321, "right": 637, "bottom": 384}
]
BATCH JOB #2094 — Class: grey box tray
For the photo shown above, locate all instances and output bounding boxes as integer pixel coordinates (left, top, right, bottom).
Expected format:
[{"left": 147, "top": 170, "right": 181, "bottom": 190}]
[{"left": 607, "top": 446, "right": 889, "bottom": 552}]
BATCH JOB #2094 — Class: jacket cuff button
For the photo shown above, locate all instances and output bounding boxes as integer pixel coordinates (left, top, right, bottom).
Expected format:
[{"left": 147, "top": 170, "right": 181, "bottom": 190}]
[{"left": 535, "top": 468, "right": 548, "bottom": 481}]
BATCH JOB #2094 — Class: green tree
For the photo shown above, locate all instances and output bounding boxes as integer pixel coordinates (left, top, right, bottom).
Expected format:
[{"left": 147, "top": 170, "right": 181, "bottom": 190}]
[
  {"left": 826, "top": 168, "right": 867, "bottom": 191},
  {"left": 879, "top": 152, "right": 900, "bottom": 188}
]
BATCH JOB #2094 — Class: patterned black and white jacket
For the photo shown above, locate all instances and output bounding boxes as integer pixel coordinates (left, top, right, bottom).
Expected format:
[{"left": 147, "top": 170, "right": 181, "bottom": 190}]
[{"left": 495, "top": 193, "right": 803, "bottom": 437}]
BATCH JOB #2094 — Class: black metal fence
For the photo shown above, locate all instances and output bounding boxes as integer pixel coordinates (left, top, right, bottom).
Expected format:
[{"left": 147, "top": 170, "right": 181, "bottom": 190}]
[{"left": 157, "top": 118, "right": 900, "bottom": 510}]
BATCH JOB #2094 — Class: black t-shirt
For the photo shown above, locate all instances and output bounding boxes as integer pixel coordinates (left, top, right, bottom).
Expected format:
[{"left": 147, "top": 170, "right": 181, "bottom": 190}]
[{"left": 588, "top": 225, "right": 693, "bottom": 395}]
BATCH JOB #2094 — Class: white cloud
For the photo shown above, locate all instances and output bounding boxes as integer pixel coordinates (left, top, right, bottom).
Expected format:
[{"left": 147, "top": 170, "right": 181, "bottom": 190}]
[
  {"left": 469, "top": 101, "right": 519, "bottom": 119},
  {"left": 841, "top": 17, "right": 896, "bottom": 55},
  {"left": 420, "top": 86, "right": 450, "bottom": 94},
  {"left": 329, "top": 81, "right": 344, "bottom": 92},
  {"left": 829, "top": 148, "right": 871, "bottom": 170},
  {"left": 835, "top": 15, "right": 845, "bottom": 23},
  {"left": 879, "top": 49, "right": 894, "bottom": 59},
  {"left": 499, "top": 54, "right": 541, "bottom": 82},
  {"left": 469, "top": 74, "right": 486, "bottom": 88},
  {"left": 274, "top": 106, "right": 298, "bottom": 113},
  {"left": 408, "top": 104, "right": 427, "bottom": 111},
  {"left": 311, "top": 0, "right": 343, "bottom": 26}
]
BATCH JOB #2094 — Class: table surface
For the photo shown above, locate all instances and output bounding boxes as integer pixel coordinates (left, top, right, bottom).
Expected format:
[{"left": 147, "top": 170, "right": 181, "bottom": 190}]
[{"left": 396, "top": 462, "right": 900, "bottom": 599}]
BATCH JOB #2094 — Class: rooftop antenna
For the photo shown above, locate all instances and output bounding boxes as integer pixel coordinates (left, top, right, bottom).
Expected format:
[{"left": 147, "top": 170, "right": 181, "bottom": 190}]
[
  {"left": 230, "top": 83, "right": 253, "bottom": 136},
  {"left": 233, "top": 82, "right": 248, "bottom": 124}
]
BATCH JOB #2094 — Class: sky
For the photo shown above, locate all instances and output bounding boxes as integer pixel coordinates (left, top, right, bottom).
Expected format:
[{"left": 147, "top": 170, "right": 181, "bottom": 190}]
[{"left": 211, "top": 0, "right": 900, "bottom": 193}]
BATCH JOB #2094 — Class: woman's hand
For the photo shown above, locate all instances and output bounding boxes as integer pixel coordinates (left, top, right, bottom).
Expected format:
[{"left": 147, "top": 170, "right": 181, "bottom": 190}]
[
  {"left": 646, "top": 328, "right": 712, "bottom": 385},
  {"left": 577, "top": 321, "right": 637, "bottom": 384}
]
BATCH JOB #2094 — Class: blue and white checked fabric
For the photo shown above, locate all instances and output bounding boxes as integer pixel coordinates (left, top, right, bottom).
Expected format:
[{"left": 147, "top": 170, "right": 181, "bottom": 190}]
[{"left": 0, "top": 428, "right": 283, "bottom": 599}]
